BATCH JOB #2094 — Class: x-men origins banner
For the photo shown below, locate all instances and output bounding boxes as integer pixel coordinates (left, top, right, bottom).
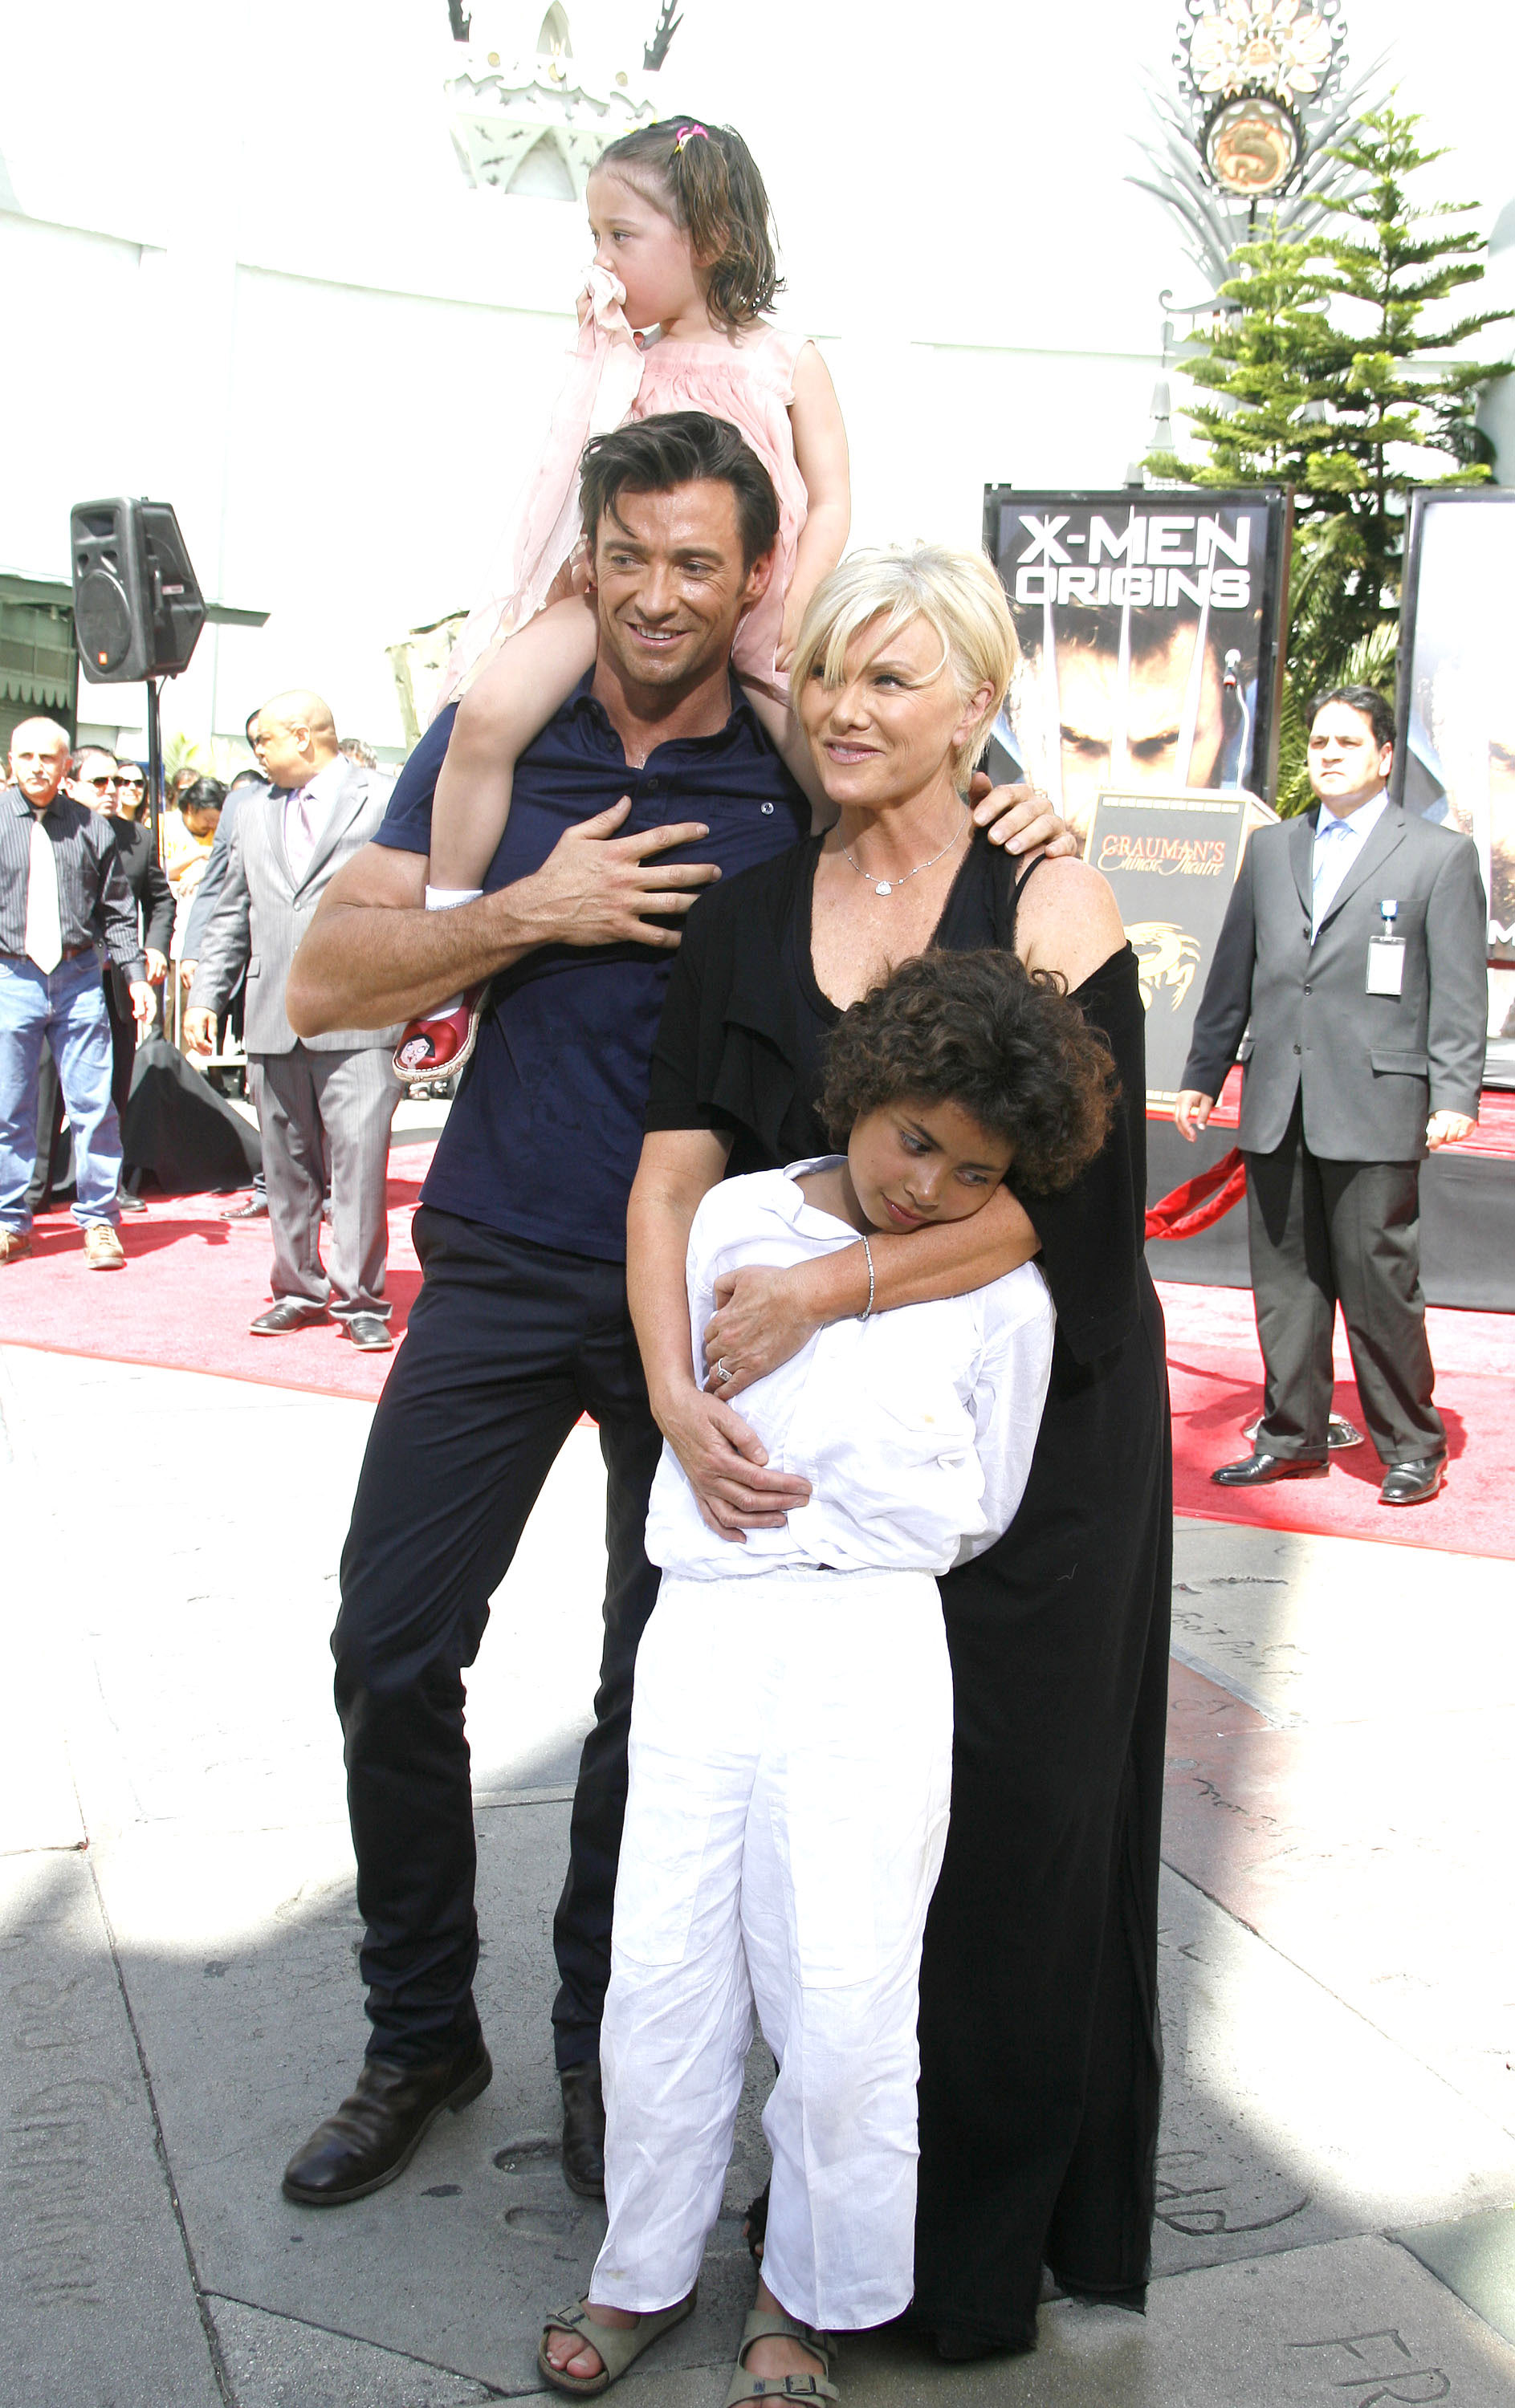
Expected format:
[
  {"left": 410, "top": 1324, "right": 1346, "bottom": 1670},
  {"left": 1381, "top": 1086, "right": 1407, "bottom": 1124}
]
[{"left": 983, "top": 488, "right": 1291, "bottom": 844}]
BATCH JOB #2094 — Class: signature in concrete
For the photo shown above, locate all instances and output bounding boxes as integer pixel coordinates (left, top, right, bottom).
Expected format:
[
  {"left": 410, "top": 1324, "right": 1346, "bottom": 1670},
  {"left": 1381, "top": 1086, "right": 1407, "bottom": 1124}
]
[
  {"left": 1291, "top": 2327, "right": 1454, "bottom": 2402},
  {"left": 1155, "top": 2145, "right": 1310, "bottom": 2238}
]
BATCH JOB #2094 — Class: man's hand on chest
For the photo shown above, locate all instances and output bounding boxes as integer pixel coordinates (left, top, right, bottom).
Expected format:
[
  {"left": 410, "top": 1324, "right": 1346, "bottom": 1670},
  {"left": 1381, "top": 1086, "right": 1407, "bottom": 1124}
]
[{"left": 511, "top": 794, "right": 721, "bottom": 954}]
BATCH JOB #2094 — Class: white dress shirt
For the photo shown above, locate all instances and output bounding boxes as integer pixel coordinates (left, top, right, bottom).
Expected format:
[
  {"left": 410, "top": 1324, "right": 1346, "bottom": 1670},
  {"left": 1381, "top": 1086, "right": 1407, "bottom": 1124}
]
[
  {"left": 282, "top": 757, "right": 348, "bottom": 883},
  {"left": 643, "top": 1160, "right": 1056, "bottom": 1581},
  {"left": 1311, "top": 786, "right": 1389, "bottom": 937}
]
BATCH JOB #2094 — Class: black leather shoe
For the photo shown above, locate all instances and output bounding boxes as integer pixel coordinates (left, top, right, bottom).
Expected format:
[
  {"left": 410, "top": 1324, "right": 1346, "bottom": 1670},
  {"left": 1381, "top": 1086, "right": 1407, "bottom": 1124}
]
[
  {"left": 222, "top": 1193, "right": 269, "bottom": 1220},
  {"left": 1212, "top": 1450, "right": 1328, "bottom": 1487},
  {"left": 117, "top": 1190, "right": 148, "bottom": 1215},
  {"left": 343, "top": 1313, "right": 393, "bottom": 1352},
  {"left": 1379, "top": 1456, "right": 1446, "bottom": 1507},
  {"left": 282, "top": 2034, "right": 491, "bottom": 2206},
  {"left": 560, "top": 2061, "right": 605, "bottom": 2199},
  {"left": 250, "top": 1300, "right": 327, "bottom": 1336}
]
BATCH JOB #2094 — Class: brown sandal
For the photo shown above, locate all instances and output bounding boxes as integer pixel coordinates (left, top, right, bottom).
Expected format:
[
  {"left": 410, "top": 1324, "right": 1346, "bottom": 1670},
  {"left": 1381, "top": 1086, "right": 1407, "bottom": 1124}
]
[
  {"left": 539, "top": 2292, "right": 697, "bottom": 2397},
  {"left": 723, "top": 2308, "right": 838, "bottom": 2408}
]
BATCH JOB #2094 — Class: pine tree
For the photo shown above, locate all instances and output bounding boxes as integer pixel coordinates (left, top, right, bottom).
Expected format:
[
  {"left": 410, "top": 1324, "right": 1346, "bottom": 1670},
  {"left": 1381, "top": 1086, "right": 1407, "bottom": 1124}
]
[
  {"left": 1149, "top": 103, "right": 1512, "bottom": 811},
  {"left": 1307, "top": 106, "right": 1511, "bottom": 619},
  {"left": 1146, "top": 226, "right": 1350, "bottom": 494}
]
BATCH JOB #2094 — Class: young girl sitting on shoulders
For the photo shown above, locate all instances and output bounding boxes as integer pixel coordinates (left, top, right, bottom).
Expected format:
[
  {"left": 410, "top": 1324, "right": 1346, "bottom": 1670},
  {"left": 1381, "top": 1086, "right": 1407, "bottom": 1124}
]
[
  {"left": 537, "top": 946, "right": 1114, "bottom": 2408},
  {"left": 396, "top": 116, "right": 850, "bottom": 1078}
]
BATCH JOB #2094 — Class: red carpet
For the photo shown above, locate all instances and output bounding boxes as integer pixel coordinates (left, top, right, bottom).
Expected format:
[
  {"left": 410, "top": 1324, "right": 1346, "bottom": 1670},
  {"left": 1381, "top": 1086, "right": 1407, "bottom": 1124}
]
[
  {"left": 1160, "top": 1279, "right": 1515, "bottom": 1560},
  {"left": 3, "top": 1138, "right": 1511, "bottom": 1557},
  {"left": 0, "top": 1142, "right": 435, "bottom": 1405}
]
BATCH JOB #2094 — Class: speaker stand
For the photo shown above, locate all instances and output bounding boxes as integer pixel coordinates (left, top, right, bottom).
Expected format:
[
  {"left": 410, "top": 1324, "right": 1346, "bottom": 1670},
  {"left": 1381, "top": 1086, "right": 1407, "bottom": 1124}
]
[{"left": 145, "top": 676, "right": 164, "bottom": 863}]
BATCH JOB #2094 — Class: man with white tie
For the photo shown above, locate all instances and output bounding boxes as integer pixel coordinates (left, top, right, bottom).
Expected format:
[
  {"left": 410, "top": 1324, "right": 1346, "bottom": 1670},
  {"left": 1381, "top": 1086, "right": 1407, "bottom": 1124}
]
[
  {"left": 185, "top": 691, "right": 401, "bottom": 1348},
  {"left": 0, "top": 718, "right": 153, "bottom": 1267},
  {"left": 1176, "top": 686, "right": 1487, "bottom": 1507}
]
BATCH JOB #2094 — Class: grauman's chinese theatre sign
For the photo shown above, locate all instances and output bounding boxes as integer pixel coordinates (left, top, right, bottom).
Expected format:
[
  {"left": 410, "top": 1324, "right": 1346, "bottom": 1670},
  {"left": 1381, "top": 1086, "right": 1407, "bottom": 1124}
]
[
  {"left": 983, "top": 489, "right": 1291, "bottom": 846},
  {"left": 1085, "top": 789, "right": 1269, "bottom": 1108}
]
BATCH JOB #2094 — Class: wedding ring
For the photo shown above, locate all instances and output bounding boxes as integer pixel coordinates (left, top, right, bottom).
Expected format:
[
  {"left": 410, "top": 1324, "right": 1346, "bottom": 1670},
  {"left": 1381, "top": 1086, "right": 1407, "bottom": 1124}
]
[{"left": 715, "top": 1358, "right": 734, "bottom": 1384}]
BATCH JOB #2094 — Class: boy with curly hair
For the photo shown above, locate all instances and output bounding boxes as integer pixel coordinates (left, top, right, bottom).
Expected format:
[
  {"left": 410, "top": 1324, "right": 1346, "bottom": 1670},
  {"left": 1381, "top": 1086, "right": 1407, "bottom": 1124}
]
[{"left": 539, "top": 949, "right": 1115, "bottom": 2403}]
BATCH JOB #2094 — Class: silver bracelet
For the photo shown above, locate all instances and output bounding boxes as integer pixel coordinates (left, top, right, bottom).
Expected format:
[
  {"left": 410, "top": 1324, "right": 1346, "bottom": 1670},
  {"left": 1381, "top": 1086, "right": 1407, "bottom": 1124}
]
[{"left": 857, "top": 1233, "right": 875, "bottom": 1323}]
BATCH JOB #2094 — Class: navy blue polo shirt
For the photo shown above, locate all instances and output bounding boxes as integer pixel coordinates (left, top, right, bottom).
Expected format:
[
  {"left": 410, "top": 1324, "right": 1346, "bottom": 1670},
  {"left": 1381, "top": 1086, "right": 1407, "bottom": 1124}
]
[{"left": 374, "top": 677, "right": 808, "bottom": 1260}]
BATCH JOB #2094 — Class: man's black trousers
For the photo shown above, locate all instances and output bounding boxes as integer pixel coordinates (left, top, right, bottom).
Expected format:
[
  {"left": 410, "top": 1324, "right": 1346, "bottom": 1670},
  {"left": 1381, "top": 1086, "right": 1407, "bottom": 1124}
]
[
  {"left": 1244, "top": 1098, "right": 1444, "bottom": 1467},
  {"left": 333, "top": 1206, "right": 663, "bottom": 2072}
]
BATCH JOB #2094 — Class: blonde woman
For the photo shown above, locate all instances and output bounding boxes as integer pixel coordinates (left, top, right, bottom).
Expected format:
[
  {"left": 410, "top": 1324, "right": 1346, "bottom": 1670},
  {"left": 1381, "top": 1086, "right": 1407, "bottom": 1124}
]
[{"left": 617, "top": 545, "right": 1171, "bottom": 2366}]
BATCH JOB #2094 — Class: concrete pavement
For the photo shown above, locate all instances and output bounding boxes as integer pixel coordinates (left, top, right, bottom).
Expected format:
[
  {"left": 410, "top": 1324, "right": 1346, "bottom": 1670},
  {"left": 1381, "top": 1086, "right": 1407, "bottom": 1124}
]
[{"left": 2, "top": 1339, "right": 1513, "bottom": 2406}]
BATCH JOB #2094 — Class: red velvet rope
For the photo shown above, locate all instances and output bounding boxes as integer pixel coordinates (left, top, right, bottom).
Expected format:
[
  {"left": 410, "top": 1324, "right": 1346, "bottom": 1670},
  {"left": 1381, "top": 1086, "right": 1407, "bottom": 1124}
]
[{"left": 1145, "top": 1148, "right": 1247, "bottom": 1242}]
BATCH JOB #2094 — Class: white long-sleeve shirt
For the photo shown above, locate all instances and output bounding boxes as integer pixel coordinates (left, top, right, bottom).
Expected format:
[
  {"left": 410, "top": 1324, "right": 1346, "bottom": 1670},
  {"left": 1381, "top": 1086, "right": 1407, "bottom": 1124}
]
[{"left": 644, "top": 1160, "right": 1055, "bottom": 1581}]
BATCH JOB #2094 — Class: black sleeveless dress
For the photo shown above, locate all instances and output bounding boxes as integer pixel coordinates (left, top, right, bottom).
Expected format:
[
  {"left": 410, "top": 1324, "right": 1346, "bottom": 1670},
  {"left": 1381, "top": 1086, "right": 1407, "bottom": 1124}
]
[{"left": 646, "top": 832, "right": 1171, "bottom": 2356}]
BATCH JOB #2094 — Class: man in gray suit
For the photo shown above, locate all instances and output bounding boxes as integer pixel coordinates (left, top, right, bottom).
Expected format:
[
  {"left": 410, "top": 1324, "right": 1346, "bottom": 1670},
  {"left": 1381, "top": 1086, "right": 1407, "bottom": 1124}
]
[
  {"left": 1176, "top": 685, "right": 1487, "bottom": 1507},
  {"left": 185, "top": 691, "right": 401, "bottom": 1350}
]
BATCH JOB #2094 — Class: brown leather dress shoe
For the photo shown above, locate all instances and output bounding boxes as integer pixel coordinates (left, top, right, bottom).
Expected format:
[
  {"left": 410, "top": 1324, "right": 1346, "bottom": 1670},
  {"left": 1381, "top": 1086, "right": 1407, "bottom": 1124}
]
[
  {"left": 560, "top": 2061, "right": 605, "bottom": 2199},
  {"left": 282, "top": 2034, "right": 491, "bottom": 2206}
]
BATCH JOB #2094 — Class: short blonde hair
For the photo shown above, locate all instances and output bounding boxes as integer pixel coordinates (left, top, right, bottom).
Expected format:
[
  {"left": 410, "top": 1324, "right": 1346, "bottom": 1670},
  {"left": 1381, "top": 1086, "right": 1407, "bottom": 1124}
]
[{"left": 788, "top": 545, "right": 1020, "bottom": 790}]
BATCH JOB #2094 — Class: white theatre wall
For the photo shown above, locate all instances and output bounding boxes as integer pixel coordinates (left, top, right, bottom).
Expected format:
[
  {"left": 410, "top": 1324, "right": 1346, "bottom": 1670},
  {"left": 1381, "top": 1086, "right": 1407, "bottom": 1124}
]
[{"left": 1, "top": 0, "right": 1510, "bottom": 759}]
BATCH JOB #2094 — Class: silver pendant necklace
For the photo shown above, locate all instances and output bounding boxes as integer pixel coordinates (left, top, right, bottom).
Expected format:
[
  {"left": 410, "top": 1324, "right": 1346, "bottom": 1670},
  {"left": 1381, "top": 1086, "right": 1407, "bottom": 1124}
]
[{"left": 842, "top": 809, "right": 968, "bottom": 898}]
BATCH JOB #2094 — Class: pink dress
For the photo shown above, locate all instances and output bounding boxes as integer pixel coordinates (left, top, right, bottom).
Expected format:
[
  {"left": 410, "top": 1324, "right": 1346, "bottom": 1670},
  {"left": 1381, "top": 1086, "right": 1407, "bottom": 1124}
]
[{"left": 438, "top": 270, "right": 810, "bottom": 710}]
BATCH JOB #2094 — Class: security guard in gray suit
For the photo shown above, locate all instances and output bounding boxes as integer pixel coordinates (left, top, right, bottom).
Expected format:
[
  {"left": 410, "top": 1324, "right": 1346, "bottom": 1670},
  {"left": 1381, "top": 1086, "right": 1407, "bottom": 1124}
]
[{"left": 1177, "top": 685, "right": 1487, "bottom": 1507}]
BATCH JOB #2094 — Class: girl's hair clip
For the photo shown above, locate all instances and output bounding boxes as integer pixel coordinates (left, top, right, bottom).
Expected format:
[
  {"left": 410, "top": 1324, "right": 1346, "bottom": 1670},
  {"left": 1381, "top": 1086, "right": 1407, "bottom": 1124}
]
[{"left": 674, "top": 123, "right": 710, "bottom": 151}]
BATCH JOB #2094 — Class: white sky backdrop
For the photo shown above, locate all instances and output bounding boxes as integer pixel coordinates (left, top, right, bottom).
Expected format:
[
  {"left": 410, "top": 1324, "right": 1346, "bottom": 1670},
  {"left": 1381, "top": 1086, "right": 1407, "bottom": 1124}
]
[{"left": 2, "top": 0, "right": 1511, "bottom": 752}]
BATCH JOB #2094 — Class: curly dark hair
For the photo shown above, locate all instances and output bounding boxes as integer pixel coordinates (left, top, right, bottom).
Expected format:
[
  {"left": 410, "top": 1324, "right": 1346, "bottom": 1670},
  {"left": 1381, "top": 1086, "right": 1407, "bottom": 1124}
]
[
  {"left": 820, "top": 950, "right": 1118, "bottom": 1196},
  {"left": 596, "top": 118, "right": 783, "bottom": 329}
]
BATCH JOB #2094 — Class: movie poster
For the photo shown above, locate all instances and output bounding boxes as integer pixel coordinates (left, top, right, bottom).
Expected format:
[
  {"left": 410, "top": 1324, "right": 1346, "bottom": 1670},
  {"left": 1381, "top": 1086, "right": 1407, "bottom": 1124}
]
[
  {"left": 1396, "top": 490, "right": 1515, "bottom": 1023},
  {"left": 1082, "top": 788, "right": 1259, "bottom": 1105},
  {"left": 982, "top": 488, "right": 1291, "bottom": 841}
]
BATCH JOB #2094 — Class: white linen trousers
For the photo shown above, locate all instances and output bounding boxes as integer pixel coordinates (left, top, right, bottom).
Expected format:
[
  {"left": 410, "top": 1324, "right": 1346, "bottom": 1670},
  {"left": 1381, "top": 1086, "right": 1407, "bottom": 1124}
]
[{"left": 591, "top": 1563, "right": 954, "bottom": 2332}]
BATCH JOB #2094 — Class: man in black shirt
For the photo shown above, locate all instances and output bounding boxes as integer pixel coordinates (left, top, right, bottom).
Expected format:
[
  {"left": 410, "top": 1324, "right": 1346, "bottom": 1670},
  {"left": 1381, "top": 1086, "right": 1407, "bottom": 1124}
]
[
  {"left": 283, "top": 414, "right": 1062, "bottom": 2211},
  {"left": 0, "top": 720, "right": 152, "bottom": 1266},
  {"left": 28, "top": 747, "right": 174, "bottom": 1215}
]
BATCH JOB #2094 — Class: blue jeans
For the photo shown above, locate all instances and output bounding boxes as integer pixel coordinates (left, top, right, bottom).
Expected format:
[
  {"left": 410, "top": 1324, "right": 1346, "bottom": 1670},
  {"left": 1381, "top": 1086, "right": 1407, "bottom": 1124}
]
[{"left": 0, "top": 954, "right": 123, "bottom": 1231}]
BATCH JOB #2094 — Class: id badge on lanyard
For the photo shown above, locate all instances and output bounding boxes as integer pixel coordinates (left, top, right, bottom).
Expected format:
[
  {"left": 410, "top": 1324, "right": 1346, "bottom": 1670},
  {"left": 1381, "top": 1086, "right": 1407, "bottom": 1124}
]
[{"left": 1366, "top": 898, "right": 1405, "bottom": 997}]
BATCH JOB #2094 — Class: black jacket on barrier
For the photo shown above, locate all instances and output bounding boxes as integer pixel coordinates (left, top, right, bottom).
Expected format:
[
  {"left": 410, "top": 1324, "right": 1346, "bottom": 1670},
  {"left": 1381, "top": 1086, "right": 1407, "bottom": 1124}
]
[{"left": 647, "top": 832, "right": 1171, "bottom": 2353}]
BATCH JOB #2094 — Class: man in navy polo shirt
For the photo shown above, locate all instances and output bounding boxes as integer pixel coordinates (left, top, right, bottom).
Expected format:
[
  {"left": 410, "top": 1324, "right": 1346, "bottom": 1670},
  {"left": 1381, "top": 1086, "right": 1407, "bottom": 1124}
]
[{"left": 282, "top": 412, "right": 1063, "bottom": 2212}]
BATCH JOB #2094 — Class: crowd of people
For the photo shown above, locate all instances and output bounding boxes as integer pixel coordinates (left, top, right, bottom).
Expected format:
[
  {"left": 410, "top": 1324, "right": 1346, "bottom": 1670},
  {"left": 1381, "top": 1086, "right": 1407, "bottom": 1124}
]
[
  {"left": 0, "top": 713, "right": 395, "bottom": 1280},
  {"left": 2, "top": 102, "right": 1487, "bottom": 2400}
]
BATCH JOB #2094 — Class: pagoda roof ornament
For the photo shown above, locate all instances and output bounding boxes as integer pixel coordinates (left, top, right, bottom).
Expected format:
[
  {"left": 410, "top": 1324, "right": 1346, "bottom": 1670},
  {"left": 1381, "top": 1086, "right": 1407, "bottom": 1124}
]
[
  {"left": 446, "top": 10, "right": 658, "bottom": 200},
  {"left": 1175, "top": 0, "right": 1350, "bottom": 197},
  {"left": 1130, "top": 0, "right": 1381, "bottom": 294}
]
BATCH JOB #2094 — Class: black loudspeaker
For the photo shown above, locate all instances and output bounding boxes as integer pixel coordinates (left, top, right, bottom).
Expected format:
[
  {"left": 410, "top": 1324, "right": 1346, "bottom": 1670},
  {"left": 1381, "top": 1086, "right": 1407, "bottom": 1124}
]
[{"left": 70, "top": 498, "right": 206, "bottom": 684}]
